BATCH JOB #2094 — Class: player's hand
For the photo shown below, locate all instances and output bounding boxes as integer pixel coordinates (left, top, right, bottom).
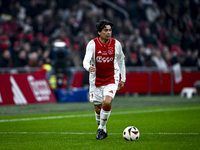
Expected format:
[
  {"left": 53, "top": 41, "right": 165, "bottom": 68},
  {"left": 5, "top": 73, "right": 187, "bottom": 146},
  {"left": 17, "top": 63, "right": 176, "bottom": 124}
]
[
  {"left": 118, "top": 81, "right": 125, "bottom": 91},
  {"left": 89, "top": 63, "right": 96, "bottom": 73}
]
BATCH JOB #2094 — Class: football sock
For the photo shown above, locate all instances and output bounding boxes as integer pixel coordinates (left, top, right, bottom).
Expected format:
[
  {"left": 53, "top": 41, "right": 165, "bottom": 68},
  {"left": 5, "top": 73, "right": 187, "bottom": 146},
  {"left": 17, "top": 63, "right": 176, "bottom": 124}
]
[
  {"left": 95, "top": 112, "right": 100, "bottom": 125},
  {"left": 99, "top": 106, "right": 111, "bottom": 132}
]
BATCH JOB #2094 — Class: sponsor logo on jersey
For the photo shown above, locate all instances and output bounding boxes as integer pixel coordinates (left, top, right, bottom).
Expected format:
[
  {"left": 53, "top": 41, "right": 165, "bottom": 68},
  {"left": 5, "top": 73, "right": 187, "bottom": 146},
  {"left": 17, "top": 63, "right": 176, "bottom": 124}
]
[
  {"left": 27, "top": 75, "right": 51, "bottom": 101},
  {"left": 98, "top": 50, "right": 102, "bottom": 54},
  {"left": 96, "top": 56, "right": 113, "bottom": 63}
]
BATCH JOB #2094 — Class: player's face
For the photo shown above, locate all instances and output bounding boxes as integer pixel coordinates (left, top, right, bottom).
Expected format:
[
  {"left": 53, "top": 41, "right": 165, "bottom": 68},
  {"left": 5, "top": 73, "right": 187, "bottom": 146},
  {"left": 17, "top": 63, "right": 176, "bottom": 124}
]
[{"left": 98, "top": 25, "right": 112, "bottom": 41}]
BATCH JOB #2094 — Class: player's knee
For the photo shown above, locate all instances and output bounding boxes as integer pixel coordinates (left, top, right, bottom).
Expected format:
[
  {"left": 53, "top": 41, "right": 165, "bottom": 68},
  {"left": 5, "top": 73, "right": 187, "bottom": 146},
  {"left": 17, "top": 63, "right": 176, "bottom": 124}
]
[
  {"left": 102, "top": 96, "right": 112, "bottom": 108},
  {"left": 95, "top": 108, "right": 101, "bottom": 114},
  {"left": 94, "top": 105, "right": 101, "bottom": 114},
  {"left": 103, "top": 102, "right": 111, "bottom": 108}
]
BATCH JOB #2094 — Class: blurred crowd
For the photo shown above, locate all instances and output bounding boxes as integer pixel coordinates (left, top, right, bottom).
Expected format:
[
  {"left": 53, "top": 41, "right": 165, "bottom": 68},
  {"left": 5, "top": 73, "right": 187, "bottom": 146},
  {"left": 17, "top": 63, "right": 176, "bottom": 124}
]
[{"left": 0, "top": 0, "right": 200, "bottom": 72}]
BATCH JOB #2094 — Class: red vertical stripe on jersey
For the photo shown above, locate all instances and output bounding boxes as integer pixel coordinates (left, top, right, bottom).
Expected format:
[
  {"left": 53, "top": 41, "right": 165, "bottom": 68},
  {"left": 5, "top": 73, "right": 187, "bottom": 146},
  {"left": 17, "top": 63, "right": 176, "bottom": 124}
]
[{"left": 94, "top": 37, "right": 115, "bottom": 87}]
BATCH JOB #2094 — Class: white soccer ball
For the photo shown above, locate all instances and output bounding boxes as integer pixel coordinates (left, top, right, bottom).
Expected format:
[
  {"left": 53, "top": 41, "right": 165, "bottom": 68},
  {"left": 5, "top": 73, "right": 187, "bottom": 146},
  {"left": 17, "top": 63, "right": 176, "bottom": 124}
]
[{"left": 123, "top": 126, "right": 140, "bottom": 141}]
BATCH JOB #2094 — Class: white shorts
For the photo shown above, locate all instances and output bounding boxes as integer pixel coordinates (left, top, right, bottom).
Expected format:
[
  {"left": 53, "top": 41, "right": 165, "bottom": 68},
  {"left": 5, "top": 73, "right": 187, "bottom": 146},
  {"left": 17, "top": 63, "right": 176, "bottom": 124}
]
[{"left": 89, "top": 83, "right": 118, "bottom": 105}]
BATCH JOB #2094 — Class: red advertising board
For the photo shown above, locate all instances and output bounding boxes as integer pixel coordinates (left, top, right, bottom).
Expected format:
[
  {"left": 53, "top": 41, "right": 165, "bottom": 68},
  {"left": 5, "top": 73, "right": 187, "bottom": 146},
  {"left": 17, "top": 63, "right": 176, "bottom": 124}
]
[
  {"left": 0, "top": 72, "right": 56, "bottom": 105},
  {"left": 116, "top": 71, "right": 200, "bottom": 94}
]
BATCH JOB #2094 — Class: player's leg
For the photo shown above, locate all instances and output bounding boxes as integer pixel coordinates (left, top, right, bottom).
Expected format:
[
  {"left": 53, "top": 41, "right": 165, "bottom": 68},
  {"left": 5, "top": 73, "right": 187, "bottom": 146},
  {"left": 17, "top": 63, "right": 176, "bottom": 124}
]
[
  {"left": 91, "top": 86, "right": 103, "bottom": 127},
  {"left": 96, "top": 96, "right": 112, "bottom": 140},
  {"left": 92, "top": 86, "right": 108, "bottom": 140},
  {"left": 94, "top": 104, "right": 102, "bottom": 125},
  {"left": 99, "top": 95, "right": 113, "bottom": 132},
  {"left": 96, "top": 84, "right": 118, "bottom": 140}
]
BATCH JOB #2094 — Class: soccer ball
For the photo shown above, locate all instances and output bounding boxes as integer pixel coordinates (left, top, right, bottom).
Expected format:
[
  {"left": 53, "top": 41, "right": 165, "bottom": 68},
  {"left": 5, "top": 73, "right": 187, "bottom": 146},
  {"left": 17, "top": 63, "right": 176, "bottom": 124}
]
[{"left": 123, "top": 126, "right": 140, "bottom": 141}]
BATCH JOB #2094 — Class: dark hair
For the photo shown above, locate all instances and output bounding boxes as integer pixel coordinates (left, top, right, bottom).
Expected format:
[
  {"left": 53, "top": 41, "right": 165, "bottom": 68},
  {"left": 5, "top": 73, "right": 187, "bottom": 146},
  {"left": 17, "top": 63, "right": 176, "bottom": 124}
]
[{"left": 96, "top": 19, "right": 113, "bottom": 33}]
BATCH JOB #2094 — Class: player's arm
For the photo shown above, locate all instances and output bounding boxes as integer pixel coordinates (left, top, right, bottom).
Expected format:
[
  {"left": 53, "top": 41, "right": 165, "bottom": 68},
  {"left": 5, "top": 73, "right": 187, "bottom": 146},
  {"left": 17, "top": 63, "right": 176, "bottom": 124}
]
[
  {"left": 116, "top": 40, "right": 126, "bottom": 90},
  {"left": 83, "top": 40, "right": 95, "bottom": 72}
]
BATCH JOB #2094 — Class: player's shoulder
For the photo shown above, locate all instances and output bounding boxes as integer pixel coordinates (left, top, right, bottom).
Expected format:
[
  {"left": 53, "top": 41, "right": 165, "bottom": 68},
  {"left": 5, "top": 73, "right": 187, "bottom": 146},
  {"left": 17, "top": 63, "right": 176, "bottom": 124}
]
[
  {"left": 112, "top": 38, "right": 121, "bottom": 46},
  {"left": 110, "top": 38, "right": 119, "bottom": 43},
  {"left": 88, "top": 39, "right": 95, "bottom": 44},
  {"left": 87, "top": 39, "right": 95, "bottom": 47}
]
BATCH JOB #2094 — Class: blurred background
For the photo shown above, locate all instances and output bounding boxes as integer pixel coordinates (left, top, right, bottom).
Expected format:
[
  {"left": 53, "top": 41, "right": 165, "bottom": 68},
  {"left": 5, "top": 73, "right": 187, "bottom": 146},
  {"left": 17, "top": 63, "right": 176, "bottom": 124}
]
[{"left": 0, "top": 0, "right": 199, "bottom": 105}]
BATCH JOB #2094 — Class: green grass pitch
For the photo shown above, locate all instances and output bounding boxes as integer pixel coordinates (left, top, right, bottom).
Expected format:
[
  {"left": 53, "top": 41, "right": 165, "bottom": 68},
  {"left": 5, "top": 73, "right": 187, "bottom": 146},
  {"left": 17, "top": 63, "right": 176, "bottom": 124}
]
[{"left": 0, "top": 95, "right": 200, "bottom": 150}]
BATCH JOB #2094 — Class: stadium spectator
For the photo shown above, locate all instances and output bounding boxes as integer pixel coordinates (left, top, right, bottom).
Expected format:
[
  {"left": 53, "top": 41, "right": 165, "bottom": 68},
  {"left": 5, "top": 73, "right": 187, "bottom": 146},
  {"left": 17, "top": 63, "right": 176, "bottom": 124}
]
[
  {"left": 123, "top": 19, "right": 134, "bottom": 35},
  {"left": 0, "top": 0, "right": 199, "bottom": 70},
  {"left": 10, "top": 41, "right": 21, "bottom": 66},
  {"left": 161, "top": 45, "right": 172, "bottom": 67},
  {"left": 12, "top": 50, "right": 28, "bottom": 67},
  {"left": 171, "top": 50, "right": 186, "bottom": 67},
  {"left": 167, "top": 26, "right": 182, "bottom": 46},
  {"left": 28, "top": 52, "right": 39, "bottom": 67},
  {"left": 142, "top": 27, "right": 158, "bottom": 47},
  {"left": 105, "top": 8, "right": 115, "bottom": 23},
  {"left": 145, "top": 1, "right": 160, "bottom": 24},
  {"left": 124, "top": 40, "right": 131, "bottom": 56},
  {"left": 126, "top": 53, "right": 142, "bottom": 66},
  {"left": 129, "top": 28, "right": 144, "bottom": 46},
  {"left": 130, "top": 38, "right": 139, "bottom": 54},
  {"left": 132, "top": 0, "right": 147, "bottom": 22},
  {"left": 0, "top": 0, "right": 3, "bottom": 15},
  {"left": 77, "top": 0, "right": 99, "bottom": 23},
  {"left": 0, "top": 50, "right": 11, "bottom": 67},
  {"left": 125, "top": 0, "right": 135, "bottom": 21},
  {"left": 26, "top": 0, "right": 40, "bottom": 18},
  {"left": 0, "top": 35, "right": 9, "bottom": 54},
  {"left": 14, "top": 1, "right": 26, "bottom": 23},
  {"left": 184, "top": 49, "right": 198, "bottom": 67},
  {"left": 137, "top": 45, "right": 147, "bottom": 66},
  {"left": 151, "top": 50, "right": 169, "bottom": 71},
  {"left": 181, "top": 31, "right": 194, "bottom": 52},
  {"left": 22, "top": 42, "right": 31, "bottom": 54},
  {"left": 32, "top": 15, "right": 45, "bottom": 35}
]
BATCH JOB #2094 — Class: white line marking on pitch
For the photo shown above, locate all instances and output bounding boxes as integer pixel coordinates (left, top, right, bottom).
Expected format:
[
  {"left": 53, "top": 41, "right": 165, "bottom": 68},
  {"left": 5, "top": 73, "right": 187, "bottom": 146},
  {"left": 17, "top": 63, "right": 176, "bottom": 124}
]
[
  {"left": 0, "top": 106, "right": 200, "bottom": 123},
  {"left": 0, "top": 132, "right": 199, "bottom": 135}
]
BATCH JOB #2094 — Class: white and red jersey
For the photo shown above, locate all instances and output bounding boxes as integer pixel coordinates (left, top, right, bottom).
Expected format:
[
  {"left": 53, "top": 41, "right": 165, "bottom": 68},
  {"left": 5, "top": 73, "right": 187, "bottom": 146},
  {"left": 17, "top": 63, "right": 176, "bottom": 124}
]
[{"left": 83, "top": 37, "right": 126, "bottom": 87}]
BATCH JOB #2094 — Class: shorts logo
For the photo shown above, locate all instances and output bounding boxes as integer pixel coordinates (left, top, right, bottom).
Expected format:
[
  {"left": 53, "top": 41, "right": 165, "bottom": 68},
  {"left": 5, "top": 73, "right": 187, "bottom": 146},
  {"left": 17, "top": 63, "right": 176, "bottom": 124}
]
[
  {"left": 96, "top": 56, "right": 113, "bottom": 63},
  {"left": 109, "top": 90, "right": 113, "bottom": 94}
]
